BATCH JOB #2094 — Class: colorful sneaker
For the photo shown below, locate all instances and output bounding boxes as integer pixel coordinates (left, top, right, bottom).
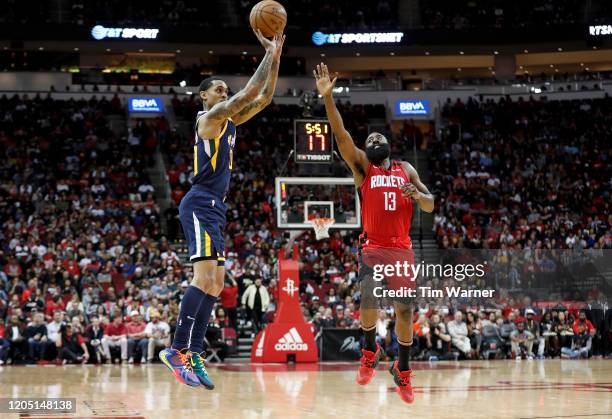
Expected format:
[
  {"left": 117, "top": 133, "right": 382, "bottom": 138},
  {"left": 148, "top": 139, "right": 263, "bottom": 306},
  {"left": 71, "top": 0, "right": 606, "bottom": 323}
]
[
  {"left": 159, "top": 348, "right": 200, "bottom": 387},
  {"left": 389, "top": 361, "right": 414, "bottom": 404},
  {"left": 190, "top": 352, "right": 215, "bottom": 390},
  {"left": 356, "top": 344, "right": 383, "bottom": 385}
]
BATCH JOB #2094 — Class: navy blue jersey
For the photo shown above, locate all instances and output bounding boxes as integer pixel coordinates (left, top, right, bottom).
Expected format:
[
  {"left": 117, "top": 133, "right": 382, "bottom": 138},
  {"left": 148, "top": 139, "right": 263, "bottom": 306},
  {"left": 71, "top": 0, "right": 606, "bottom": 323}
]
[{"left": 192, "top": 111, "right": 236, "bottom": 198}]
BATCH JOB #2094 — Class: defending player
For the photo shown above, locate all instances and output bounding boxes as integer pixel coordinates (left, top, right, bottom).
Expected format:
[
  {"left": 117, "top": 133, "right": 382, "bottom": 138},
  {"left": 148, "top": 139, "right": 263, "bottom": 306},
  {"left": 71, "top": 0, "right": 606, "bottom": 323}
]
[
  {"left": 159, "top": 30, "right": 285, "bottom": 388},
  {"left": 314, "top": 63, "right": 434, "bottom": 404}
]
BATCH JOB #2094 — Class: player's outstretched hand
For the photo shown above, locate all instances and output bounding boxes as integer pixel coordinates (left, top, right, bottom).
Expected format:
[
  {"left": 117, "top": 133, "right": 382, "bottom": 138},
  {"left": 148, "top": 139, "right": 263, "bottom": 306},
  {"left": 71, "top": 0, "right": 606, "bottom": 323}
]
[
  {"left": 313, "top": 63, "right": 337, "bottom": 97},
  {"left": 253, "top": 28, "right": 275, "bottom": 51}
]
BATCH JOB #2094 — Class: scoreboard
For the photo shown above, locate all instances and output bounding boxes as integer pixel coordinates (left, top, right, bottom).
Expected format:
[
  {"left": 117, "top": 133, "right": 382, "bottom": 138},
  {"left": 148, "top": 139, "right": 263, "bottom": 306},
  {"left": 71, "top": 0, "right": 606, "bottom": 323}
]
[{"left": 293, "top": 119, "right": 334, "bottom": 163}]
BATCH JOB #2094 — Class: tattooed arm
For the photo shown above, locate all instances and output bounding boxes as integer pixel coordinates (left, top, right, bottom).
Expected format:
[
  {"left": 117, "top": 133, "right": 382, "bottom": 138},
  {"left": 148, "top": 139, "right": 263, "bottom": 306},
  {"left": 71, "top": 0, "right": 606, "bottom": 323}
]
[
  {"left": 198, "top": 31, "right": 283, "bottom": 139},
  {"left": 232, "top": 34, "right": 285, "bottom": 126}
]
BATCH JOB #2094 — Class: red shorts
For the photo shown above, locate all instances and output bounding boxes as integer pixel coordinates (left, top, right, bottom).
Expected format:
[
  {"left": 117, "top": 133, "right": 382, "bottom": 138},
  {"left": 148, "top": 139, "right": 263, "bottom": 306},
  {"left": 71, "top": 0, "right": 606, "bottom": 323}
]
[{"left": 360, "top": 247, "right": 416, "bottom": 291}]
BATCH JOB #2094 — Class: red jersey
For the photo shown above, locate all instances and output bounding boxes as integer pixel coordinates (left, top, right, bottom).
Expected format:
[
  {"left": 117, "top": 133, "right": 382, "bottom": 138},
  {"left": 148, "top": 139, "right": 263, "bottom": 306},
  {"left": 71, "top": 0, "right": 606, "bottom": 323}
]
[{"left": 360, "top": 161, "right": 413, "bottom": 249}]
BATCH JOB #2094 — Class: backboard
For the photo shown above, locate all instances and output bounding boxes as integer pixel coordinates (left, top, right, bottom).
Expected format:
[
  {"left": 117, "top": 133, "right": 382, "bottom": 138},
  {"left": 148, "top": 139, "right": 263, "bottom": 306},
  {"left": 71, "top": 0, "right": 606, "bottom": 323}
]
[{"left": 275, "top": 177, "right": 361, "bottom": 230}]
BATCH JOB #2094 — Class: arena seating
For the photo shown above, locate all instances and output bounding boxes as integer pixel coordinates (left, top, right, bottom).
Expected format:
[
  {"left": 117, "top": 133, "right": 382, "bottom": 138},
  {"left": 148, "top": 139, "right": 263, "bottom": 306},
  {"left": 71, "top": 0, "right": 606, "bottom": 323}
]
[
  {"left": 0, "top": 91, "right": 610, "bottom": 365},
  {"left": 431, "top": 96, "right": 611, "bottom": 251}
]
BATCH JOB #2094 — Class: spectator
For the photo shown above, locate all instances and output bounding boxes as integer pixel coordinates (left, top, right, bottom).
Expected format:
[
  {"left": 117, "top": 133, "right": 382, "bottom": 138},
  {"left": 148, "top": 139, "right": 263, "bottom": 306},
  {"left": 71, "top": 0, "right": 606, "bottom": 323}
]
[
  {"left": 7, "top": 314, "right": 27, "bottom": 363},
  {"left": 412, "top": 313, "right": 429, "bottom": 356},
  {"left": 377, "top": 310, "right": 390, "bottom": 348},
  {"left": 46, "top": 311, "right": 64, "bottom": 346},
  {"left": 425, "top": 314, "right": 455, "bottom": 361},
  {"left": 384, "top": 320, "right": 399, "bottom": 360},
  {"left": 539, "top": 312, "right": 557, "bottom": 357},
  {"left": 65, "top": 294, "right": 85, "bottom": 318},
  {"left": 499, "top": 314, "right": 518, "bottom": 354},
  {"left": 510, "top": 322, "right": 535, "bottom": 360},
  {"left": 447, "top": 311, "right": 472, "bottom": 358},
  {"left": 241, "top": 278, "right": 270, "bottom": 333},
  {"left": 205, "top": 314, "right": 229, "bottom": 362},
  {"left": 554, "top": 312, "right": 574, "bottom": 350},
  {"left": 57, "top": 324, "right": 89, "bottom": 364},
  {"left": 524, "top": 309, "right": 542, "bottom": 358},
  {"left": 561, "top": 324, "right": 591, "bottom": 359},
  {"left": 85, "top": 315, "right": 104, "bottom": 364},
  {"left": 572, "top": 311, "right": 596, "bottom": 336},
  {"left": 126, "top": 311, "right": 148, "bottom": 363},
  {"left": 219, "top": 277, "right": 239, "bottom": 328},
  {"left": 466, "top": 311, "right": 483, "bottom": 356},
  {"left": 145, "top": 311, "right": 170, "bottom": 362},
  {"left": 101, "top": 313, "right": 128, "bottom": 363},
  {"left": 26, "top": 312, "right": 50, "bottom": 363},
  {"left": 0, "top": 322, "right": 10, "bottom": 365}
]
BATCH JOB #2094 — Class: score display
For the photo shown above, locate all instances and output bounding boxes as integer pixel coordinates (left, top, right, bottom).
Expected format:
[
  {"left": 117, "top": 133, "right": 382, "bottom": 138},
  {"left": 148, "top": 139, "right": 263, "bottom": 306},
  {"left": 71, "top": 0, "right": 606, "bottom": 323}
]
[{"left": 294, "top": 119, "right": 334, "bottom": 163}]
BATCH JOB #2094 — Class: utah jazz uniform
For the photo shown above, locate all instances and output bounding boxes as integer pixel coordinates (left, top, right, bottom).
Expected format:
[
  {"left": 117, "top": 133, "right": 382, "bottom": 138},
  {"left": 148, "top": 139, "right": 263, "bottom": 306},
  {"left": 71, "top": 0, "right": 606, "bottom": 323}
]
[{"left": 179, "top": 111, "right": 236, "bottom": 264}]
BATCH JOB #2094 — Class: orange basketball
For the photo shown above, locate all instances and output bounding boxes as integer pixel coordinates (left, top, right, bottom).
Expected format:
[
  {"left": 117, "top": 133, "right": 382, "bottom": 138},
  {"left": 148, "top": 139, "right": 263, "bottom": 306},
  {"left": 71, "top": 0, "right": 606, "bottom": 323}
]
[{"left": 249, "top": 0, "right": 287, "bottom": 38}]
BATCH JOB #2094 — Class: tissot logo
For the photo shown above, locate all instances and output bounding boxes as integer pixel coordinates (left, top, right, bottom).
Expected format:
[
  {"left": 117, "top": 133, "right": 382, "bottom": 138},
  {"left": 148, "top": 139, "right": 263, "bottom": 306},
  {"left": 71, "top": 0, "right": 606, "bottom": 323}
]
[
  {"left": 274, "top": 327, "right": 308, "bottom": 351},
  {"left": 395, "top": 100, "right": 430, "bottom": 116}
]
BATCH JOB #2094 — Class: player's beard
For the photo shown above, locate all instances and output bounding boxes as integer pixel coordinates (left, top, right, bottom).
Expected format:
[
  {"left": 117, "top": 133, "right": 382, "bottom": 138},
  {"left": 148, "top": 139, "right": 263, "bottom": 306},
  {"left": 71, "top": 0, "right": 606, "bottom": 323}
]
[{"left": 365, "top": 143, "right": 390, "bottom": 165}]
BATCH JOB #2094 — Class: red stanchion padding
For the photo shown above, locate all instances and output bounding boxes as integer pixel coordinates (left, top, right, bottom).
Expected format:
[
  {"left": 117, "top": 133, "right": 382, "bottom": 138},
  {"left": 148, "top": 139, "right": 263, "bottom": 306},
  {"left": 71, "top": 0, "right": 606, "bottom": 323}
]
[{"left": 251, "top": 247, "right": 318, "bottom": 363}]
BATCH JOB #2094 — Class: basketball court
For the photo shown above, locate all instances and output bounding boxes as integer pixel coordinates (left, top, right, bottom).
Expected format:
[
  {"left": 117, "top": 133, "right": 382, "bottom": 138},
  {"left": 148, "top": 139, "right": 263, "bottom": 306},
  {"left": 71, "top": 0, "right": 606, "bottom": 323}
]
[{"left": 2, "top": 360, "right": 610, "bottom": 418}]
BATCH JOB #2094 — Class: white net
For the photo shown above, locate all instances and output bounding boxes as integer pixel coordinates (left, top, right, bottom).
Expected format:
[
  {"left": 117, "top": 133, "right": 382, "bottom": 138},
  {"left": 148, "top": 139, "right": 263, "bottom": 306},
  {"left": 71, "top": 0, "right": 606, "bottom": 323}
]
[{"left": 308, "top": 218, "right": 335, "bottom": 240}]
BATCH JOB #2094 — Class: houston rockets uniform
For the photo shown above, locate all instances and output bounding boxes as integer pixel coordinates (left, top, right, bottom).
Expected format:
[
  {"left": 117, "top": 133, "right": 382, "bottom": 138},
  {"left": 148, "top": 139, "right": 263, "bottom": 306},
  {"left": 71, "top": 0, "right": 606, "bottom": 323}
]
[
  {"left": 179, "top": 111, "right": 236, "bottom": 263},
  {"left": 358, "top": 160, "right": 416, "bottom": 293}
]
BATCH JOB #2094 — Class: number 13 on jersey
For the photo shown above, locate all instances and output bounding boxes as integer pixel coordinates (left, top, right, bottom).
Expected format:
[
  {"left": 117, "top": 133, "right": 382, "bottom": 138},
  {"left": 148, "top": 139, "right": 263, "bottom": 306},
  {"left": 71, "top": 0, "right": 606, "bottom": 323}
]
[{"left": 384, "top": 192, "right": 396, "bottom": 211}]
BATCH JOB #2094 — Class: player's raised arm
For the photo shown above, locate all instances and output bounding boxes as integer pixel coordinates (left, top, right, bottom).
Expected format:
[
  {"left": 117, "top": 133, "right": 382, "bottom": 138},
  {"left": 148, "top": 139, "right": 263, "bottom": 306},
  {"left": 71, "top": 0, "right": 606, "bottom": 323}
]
[
  {"left": 400, "top": 162, "right": 435, "bottom": 213},
  {"left": 199, "top": 30, "right": 280, "bottom": 138},
  {"left": 314, "top": 63, "right": 368, "bottom": 180},
  {"left": 232, "top": 32, "right": 285, "bottom": 125}
]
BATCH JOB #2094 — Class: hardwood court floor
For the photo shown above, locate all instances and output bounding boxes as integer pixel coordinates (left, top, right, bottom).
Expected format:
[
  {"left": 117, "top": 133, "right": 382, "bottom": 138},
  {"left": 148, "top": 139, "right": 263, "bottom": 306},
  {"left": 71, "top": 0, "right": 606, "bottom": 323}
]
[{"left": 1, "top": 359, "right": 611, "bottom": 418}]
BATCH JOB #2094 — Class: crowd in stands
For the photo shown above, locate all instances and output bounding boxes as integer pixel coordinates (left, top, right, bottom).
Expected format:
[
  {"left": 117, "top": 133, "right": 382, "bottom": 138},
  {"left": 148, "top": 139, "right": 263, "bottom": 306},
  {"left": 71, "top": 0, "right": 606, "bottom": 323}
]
[
  {"left": 0, "top": 93, "right": 188, "bottom": 364},
  {"left": 431, "top": 95, "right": 612, "bottom": 251},
  {"left": 1, "top": 90, "right": 611, "bottom": 366}
]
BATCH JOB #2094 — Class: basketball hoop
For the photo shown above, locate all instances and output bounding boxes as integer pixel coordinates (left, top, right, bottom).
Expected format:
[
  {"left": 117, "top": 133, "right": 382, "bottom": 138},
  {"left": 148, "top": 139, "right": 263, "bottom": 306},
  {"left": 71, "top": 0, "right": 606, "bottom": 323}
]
[{"left": 309, "top": 218, "right": 335, "bottom": 240}]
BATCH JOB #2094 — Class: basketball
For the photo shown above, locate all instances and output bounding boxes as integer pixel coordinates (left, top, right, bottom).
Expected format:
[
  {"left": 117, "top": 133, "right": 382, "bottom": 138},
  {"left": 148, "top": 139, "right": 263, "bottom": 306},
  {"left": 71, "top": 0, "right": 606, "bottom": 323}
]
[{"left": 249, "top": 0, "right": 287, "bottom": 38}]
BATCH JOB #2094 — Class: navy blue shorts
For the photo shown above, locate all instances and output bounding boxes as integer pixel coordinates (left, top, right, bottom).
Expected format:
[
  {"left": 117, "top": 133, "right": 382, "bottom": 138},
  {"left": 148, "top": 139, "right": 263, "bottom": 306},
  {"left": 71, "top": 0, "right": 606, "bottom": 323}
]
[{"left": 179, "top": 186, "right": 227, "bottom": 264}]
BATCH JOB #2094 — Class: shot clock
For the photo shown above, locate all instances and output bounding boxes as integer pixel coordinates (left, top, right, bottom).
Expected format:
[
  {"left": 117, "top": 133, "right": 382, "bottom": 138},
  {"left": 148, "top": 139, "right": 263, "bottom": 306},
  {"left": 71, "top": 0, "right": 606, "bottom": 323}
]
[{"left": 293, "top": 119, "right": 334, "bottom": 163}]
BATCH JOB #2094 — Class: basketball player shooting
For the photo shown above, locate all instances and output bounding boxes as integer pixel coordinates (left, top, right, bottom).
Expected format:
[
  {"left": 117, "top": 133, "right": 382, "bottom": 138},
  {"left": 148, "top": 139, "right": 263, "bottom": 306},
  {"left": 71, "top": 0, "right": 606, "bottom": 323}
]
[
  {"left": 159, "top": 30, "right": 285, "bottom": 389},
  {"left": 314, "top": 63, "right": 434, "bottom": 404}
]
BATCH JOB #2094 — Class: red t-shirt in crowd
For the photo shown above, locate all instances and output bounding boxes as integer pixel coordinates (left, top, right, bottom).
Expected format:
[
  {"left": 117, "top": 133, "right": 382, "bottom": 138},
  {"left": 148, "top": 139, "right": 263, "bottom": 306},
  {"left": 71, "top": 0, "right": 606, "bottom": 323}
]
[
  {"left": 105, "top": 322, "right": 127, "bottom": 337},
  {"left": 572, "top": 319, "right": 595, "bottom": 335},
  {"left": 45, "top": 300, "right": 66, "bottom": 317},
  {"left": 125, "top": 321, "right": 146, "bottom": 335},
  {"left": 220, "top": 285, "right": 238, "bottom": 309}
]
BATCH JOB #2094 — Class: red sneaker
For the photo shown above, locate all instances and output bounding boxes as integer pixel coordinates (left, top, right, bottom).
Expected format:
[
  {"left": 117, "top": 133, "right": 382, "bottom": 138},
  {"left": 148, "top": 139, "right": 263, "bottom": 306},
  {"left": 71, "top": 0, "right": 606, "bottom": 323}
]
[
  {"left": 356, "top": 345, "right": 383, "bottom": 385},
  {"left": 389, "top": 361, "right": 414, "bottom": 404}
]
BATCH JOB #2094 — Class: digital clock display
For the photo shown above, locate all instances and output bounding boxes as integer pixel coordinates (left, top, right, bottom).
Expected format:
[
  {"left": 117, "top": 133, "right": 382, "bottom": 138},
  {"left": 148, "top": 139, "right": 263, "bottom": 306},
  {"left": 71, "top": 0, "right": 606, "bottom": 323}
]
[{"left": 294, "top": 119, "right": 334, "bottom": 163}]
